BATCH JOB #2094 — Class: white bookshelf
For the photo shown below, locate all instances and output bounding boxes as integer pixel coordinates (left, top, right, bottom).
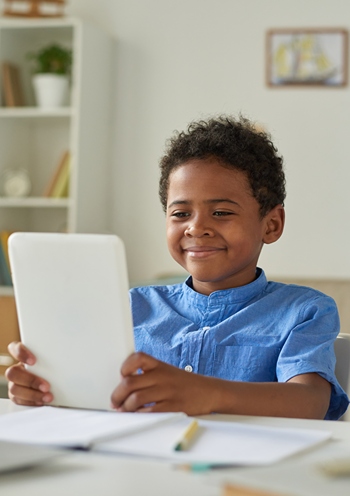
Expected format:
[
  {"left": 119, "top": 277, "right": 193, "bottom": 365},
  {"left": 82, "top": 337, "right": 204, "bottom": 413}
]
[{"left": 0, "top": 17, "right": 114, "bottom": 295}]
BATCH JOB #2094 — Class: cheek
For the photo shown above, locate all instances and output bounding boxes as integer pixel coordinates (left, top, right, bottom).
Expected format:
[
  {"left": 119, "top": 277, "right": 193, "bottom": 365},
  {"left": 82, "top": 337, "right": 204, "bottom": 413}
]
[{"left": 166, "top": 224, "right": 183, "bottom": 252}]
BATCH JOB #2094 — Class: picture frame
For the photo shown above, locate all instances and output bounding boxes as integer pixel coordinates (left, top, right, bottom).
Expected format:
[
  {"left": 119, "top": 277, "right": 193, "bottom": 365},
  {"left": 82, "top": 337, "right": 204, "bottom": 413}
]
[{"left": 266, "top": 28, "right": 348, "bottom": 87}]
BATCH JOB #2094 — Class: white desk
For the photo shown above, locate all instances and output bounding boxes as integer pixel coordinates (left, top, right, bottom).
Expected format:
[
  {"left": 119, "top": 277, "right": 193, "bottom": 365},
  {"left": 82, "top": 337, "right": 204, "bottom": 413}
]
[{"left": 0, "top": 399, "right": 350, "bottom": 496}]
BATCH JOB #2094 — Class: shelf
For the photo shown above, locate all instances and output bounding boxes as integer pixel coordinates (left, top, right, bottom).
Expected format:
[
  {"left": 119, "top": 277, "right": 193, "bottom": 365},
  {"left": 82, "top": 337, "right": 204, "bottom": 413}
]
[
  {"left": 0, "top": 19, "right": 114, "bottom": 379},
  {"left": 0, "top": 18, "right": 113, "bottom": 236},
  {"left": 0, "top": 107, "right": 74, "bottom": 118},
  {"left": 0, "top": 17, "right": 77, "bottom": 29},
  {"left": 0, "top": 197, "right": 71, "bottom": 207}
]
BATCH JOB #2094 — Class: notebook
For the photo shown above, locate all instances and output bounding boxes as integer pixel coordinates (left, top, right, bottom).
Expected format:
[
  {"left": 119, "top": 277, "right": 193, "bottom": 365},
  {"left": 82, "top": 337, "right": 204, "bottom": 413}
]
[
  {"left": 0, "top": 407, "right": 331, "bottom": 466},
  {"left": 8, "top": 232, "right": 135, "bottom": 411},
  {"left": 0, "top": 407, "right": 184, "bottom": 449}
]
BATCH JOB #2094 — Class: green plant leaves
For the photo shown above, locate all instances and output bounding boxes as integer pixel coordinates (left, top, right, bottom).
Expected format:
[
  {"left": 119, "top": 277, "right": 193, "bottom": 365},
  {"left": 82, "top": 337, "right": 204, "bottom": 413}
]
[{"left": 27, "top": 44, "right": 72, "bottom": 75}]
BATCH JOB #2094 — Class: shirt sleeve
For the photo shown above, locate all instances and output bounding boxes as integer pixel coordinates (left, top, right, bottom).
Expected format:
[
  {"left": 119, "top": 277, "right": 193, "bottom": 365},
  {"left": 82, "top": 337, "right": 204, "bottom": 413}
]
[{"left": 276, "top": 294, "right": 349, "bottom": 420}]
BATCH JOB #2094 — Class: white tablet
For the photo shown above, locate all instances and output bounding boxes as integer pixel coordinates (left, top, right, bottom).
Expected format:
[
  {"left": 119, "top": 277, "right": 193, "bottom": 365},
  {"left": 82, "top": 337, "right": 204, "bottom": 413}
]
[{"left": 8, "top": 232, "right": 135, "bottom": 411}]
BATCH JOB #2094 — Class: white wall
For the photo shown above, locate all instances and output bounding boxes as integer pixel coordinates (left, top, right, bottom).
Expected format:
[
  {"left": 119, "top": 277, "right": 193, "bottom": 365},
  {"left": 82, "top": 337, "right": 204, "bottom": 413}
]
[{"left": 68, "top": 0, "right": 350, "bottom": 283}]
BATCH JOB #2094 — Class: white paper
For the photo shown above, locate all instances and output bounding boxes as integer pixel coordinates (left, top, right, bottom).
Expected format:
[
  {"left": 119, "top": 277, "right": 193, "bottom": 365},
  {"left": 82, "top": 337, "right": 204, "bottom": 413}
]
[
  {"left": 0, "top": 407, "right": 331, "bottom": 466},
  {"left": 96, "top": 417, "right": 332, "bottom": 466},
  {"left": 0, "top": 407, "right": 184, "bottom": 448}
]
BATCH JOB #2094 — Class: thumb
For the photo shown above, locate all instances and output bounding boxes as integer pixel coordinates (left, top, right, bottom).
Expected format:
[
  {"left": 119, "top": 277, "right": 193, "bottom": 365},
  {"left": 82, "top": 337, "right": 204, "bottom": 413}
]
[{"left": 8, "top": 341, "right": 36, "bottom": 365}]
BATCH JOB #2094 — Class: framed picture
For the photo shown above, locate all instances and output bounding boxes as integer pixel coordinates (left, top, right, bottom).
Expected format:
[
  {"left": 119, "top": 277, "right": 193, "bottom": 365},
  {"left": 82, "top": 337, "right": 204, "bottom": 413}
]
[{"left": 266, "top": 28, "right": 348, "bottom": 87}]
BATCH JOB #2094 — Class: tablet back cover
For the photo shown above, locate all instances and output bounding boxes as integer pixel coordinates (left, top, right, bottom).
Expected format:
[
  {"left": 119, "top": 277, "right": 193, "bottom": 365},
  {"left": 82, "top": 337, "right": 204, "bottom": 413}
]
[{"left": 8, "top": 232, "right": 134, "bottom": 410}]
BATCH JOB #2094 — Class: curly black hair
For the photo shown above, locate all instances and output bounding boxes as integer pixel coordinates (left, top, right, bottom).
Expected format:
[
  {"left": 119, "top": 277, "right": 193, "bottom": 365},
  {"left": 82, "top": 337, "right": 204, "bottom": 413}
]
[{"left": 159, "top": 115, "right": 286, "bottom": 217}]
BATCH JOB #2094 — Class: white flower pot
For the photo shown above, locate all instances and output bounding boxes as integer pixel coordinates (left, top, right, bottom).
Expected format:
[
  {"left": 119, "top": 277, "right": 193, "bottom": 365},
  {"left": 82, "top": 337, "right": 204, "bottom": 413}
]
[{"left": 33, "top": 74, "right": 69, "bottom": 108}]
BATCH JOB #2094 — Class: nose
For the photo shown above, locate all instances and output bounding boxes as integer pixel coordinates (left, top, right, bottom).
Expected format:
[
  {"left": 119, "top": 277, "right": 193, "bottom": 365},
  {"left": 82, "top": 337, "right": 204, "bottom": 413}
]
[{"left": 184, "top": 221, "right": 214, "bottom": 238}]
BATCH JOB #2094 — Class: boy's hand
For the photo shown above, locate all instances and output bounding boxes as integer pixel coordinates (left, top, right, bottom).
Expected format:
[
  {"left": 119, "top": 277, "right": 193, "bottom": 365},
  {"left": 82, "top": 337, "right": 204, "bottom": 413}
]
[
  {"left": 111, "top": 352, "right": 217, "bottom": 415},
  {"left": 6, "top": 342, "right": 53, "bottom": 406}
]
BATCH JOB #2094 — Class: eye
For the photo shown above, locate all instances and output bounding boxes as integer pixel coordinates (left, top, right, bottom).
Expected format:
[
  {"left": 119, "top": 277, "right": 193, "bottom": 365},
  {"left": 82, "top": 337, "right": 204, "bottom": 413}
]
[
  {"left": 170, "top": 211, "right": 190, "bottom": 218},
  {"left": 213, "top": 211, "right": 234, "bottom": 217}
]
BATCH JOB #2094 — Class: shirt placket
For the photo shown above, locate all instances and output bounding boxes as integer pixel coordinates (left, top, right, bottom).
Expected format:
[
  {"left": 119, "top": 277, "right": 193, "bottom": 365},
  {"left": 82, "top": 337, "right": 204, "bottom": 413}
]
[
  {"left": 179, "top": 299, "right": 224, "bottom": 373},
  {"left": 179, "top": 328, "right": 205, "bottom": 373}
]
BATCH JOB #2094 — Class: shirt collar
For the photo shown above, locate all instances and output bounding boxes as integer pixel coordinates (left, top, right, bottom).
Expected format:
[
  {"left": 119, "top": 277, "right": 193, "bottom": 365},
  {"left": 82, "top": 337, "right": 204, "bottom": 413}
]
[{"left": 183, "top": 268, "right": 268, "bottom": 306}]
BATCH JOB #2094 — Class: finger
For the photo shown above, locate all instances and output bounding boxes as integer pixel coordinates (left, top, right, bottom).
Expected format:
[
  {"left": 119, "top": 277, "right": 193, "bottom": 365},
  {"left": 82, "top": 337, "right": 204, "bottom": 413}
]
[
  {"left": 9, "top": 399, "right": 44, "bottom": 407},
  {"left": 8, "top": 342, "right": 36, "bottom": 365},
  {"left": 8, "top": 382, "right": 53, "bottom": 406},
  {"left": 116, "top": 390, "right": 157, "bottom": 412},
  {"left": 115, "top": 382, "right": 169, "bottom": 412},
  {"left": 120, "top": 352, "right": 159, "bottom": 376},
  {"left": 8, "top": 393, "right": 45, "bottom": 407},
  {"left": 5, "top": 363, "right": 51, "bottom": 393},
  {"left": 111, "top": 373, "right": 149, "bottom": 409}
]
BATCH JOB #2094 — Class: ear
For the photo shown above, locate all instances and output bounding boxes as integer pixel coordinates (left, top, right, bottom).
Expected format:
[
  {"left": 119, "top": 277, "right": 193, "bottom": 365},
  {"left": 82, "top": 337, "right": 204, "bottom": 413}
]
[{"left": 262, "top": 205, "right": 285, "bottom": 244}]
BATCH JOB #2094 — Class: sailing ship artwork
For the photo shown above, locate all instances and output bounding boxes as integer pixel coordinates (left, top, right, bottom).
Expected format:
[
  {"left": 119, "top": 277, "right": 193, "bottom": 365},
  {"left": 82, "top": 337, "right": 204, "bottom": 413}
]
[{"left": 267, "top": 29, "right": 348, "bottom": 87}]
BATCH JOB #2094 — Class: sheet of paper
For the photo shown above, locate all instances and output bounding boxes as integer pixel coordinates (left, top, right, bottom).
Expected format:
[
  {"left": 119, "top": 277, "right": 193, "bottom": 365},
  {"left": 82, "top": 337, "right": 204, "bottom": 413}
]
[
  {"left": 95, "top": 417, "right": 332, "bottom": 466},
  {"left": 0, "top": 407, "right": 184, "bottom": 448}
]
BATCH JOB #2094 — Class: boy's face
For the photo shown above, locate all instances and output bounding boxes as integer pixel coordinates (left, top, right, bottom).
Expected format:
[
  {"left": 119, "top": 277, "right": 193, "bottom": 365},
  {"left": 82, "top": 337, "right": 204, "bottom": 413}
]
[{"left": 166, "top": 158, "right": 284, "bottom": 295}]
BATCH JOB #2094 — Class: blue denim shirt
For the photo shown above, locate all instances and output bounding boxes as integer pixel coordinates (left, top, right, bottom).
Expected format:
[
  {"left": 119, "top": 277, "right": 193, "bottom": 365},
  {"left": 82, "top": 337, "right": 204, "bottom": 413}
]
[{"left": 130, "top": 269, "right": 349, "bottom": 420}]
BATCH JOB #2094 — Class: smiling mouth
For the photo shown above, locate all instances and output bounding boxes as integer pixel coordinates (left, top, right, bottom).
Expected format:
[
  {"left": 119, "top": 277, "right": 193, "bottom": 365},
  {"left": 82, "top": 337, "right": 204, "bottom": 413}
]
[{"left": 184, "top": 247, "right": 224, "bottom": 258}]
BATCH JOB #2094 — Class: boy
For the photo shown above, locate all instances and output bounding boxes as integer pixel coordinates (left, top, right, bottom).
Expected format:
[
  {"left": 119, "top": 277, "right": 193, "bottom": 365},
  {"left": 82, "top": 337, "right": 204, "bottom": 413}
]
[{"left": 6, "top": 116, "right": 349, "bottom": 420}]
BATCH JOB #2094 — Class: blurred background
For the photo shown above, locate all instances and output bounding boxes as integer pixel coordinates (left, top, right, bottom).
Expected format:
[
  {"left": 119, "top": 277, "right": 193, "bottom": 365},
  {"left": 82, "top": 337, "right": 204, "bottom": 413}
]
[{"left": 65, "top": 0, "right": 350, "bottom": 284}]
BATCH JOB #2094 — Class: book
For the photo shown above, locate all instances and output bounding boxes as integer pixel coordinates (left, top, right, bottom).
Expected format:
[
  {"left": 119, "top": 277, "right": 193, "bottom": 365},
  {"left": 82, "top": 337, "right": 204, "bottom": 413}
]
[
  {"left": 51, "top": 152, "right": 70, "bottom": 198},
  {"left": 1, "top": 62, "right": 24, "bottom": 107},
  {"left": 43, "top": 151, "right": 70, "bottom": 198}
]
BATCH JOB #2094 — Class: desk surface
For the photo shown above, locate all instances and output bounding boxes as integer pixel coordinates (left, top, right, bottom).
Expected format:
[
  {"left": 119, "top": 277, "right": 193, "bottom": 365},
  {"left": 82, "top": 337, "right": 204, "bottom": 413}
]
[{"left": 0, "top": 399, "right": 350, "bottom": 496}]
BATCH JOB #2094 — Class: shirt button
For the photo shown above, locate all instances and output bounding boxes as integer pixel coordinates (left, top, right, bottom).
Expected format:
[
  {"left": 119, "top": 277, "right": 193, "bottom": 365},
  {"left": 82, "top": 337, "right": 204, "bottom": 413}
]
[
  {"left": 184, "top": 365, "right": 193, "bottom": 372},
  {"left": 202, "top": 326, "right": 210, "bottom": 331}
]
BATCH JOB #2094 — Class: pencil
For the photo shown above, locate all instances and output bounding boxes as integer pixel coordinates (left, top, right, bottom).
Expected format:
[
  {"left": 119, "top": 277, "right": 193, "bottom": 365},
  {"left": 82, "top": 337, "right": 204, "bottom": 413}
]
[{"left": 174, "top": 419, "right": 199, "bottom": 451}]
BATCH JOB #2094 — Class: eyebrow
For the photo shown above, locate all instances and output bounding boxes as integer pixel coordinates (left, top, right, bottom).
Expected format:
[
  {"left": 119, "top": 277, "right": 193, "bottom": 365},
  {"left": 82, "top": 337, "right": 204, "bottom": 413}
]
[{"left": 167, "top": 198, "right": 241, "bottom": 209}]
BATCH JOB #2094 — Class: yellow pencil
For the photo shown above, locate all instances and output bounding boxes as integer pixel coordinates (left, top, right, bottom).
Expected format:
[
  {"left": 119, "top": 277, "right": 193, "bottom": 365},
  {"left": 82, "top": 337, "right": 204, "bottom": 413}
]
[{"left": 174, "top": 419, "right": 199, "bottom": 451}]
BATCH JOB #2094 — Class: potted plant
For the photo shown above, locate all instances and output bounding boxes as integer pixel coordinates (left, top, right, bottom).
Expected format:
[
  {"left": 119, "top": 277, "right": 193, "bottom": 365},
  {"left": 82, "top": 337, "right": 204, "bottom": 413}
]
[{"left": 27, "top": 43, "right": 72, "bottom": 108}]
